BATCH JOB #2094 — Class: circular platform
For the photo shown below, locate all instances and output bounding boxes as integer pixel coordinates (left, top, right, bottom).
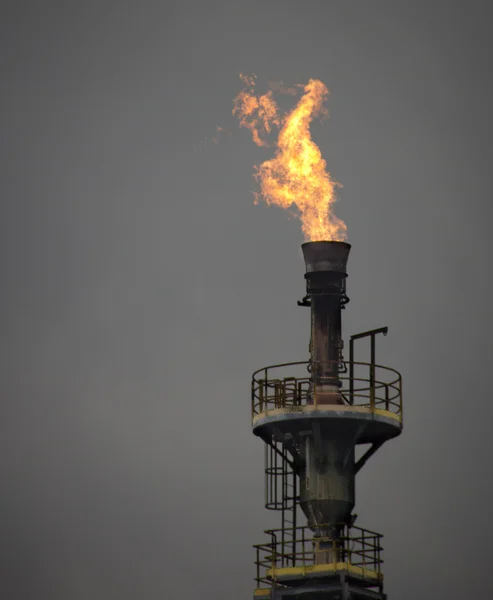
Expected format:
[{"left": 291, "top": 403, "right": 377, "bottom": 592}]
[
  {"left": 253, "top": 404, "right": 402, "bottom": 445},
  {"left": 251, "top": 360, "right": 403, "bottom": 446}
]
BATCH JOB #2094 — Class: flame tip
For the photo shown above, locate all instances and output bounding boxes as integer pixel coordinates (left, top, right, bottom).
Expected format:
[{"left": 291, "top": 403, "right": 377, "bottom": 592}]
[{"left": 234, "top": 77, "right": 346, "bottom": 240}]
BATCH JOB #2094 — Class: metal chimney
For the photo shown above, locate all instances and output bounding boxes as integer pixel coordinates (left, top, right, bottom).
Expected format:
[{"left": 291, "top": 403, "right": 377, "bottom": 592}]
[
  {"left": 250, "top": 241, "right": 403, "bottom": 600},
  {"left": 302, "top": 241, "right": 351, "bottom": 404}
]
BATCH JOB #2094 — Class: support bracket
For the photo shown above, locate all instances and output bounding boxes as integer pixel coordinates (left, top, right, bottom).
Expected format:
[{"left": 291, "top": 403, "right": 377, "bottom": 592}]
[{"left": 354, "top": 441, "right": 385, "bottom": 474}]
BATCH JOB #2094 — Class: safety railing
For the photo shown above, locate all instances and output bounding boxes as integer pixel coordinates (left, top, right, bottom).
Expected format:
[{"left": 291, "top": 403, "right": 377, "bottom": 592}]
[
  {"left": 251, "top": 360, "right": 402, "bottom": 420},
  {"left": 254, "top": 523, "right": 383, "bottom": 589}
]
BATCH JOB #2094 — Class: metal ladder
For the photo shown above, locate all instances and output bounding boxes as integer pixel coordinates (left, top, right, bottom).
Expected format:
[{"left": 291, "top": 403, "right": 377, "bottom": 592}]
[
  {"left": 281, "top": 464, "right": 297, "bottom": 567},
  {"left": 265, "top": 440, "right": 299, "bottom": 568}
]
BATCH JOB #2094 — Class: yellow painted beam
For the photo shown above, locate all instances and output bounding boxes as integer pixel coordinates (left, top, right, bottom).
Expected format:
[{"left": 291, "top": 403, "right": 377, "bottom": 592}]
[{"left": 265, "top": 562, "right": 383, "bottom": 581}]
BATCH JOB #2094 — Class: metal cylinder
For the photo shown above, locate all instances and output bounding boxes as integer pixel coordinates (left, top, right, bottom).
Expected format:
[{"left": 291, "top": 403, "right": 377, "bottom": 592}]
[
  {"left": 302, "top": 241, "right": 351, "bottom": 275},
  {"left": 300, "top": 435, "right": 355, "bottom": 530},
  {"left": 300, "top": 242, "right": 354, "bottom": 550},
  {"left": 302, "top": 241, "right": 351, "bottom": 404}
]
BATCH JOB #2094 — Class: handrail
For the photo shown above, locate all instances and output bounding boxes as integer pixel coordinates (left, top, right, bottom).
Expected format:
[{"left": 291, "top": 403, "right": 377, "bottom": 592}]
[
  {"left": 251, "top": 360, "right": 403, "bottom": 421},
  {"left": 251, "top": 360, "right": 402, "bottom": 380},
  {"left": 254, "top": 523, "right": 384, "bottom": 589}
]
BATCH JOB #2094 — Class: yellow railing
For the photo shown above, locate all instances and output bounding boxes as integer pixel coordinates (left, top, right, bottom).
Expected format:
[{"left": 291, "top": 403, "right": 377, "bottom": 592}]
[
  {"left": 254, "top": 523, "right": 383, "bottom": 589},
  {"left": 251, "top": 360, "right": 402, "bottom": 420}
]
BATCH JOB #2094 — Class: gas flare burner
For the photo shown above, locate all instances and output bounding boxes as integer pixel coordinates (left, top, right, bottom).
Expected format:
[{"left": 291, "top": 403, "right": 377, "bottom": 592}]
[{"left": 251, "top": 241, "right": 403, "bottom": 600}]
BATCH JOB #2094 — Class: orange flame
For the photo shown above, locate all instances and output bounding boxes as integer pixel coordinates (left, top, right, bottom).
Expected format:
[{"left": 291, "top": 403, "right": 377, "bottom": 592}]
[
  {"left": 233, "top": 76, "right": 347, "bottom": 242},
  {"left": 232, "top": 73, "right": 281, "bottom": 147}
]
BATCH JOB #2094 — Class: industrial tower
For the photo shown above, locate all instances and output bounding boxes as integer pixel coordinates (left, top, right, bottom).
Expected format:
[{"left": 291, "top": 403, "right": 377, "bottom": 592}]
[{"left": 251, "top": 241, "right": 403, "bottom": 600}]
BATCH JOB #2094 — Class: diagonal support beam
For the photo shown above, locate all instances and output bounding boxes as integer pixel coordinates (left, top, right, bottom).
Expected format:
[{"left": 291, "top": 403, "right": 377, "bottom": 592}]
[{"left": 354, "top": 441, "right": 385, "bottom": 474}]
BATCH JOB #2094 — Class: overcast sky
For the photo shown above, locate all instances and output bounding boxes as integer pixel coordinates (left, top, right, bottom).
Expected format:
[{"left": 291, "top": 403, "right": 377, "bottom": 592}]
[{"left": 1, "top": 1, "right": 492, "bottom": 599}]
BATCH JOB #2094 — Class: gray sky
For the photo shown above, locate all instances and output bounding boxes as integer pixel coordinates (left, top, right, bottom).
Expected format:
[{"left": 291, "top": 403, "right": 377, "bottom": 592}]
[{"left": 1, "top": 1, "right": 492, "bottom": 598}]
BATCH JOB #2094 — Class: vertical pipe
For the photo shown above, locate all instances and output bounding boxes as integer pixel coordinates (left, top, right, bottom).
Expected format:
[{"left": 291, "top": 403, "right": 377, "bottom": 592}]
[
  {"left": 281, "top": 448, "right": 285, "bottom": 564},
  {"left": 301, "top": 242, "right": 351, "bottom": 405},
  {"left": 305, "top": 437, "right": 310, "bottom": 491},
  {"left": 274, "top": 444, "right": 278, "bottom": 508},
  {"left": 271, "top": 532, "right": 277, "bottom": 593},
  {"left": 265, "top": 444, "right": 268, "bottom": 508},
  {"left": 370, "top": 334, "right": 375, "bottom": 410},
  {"left": 292, "top": 468, "right": 297, "bottom": 565},
  {"left": 301, "top": 525, "right": 305, "bottom": 568},
  {"left": 349, "top": 337, "right": 354, "bottom": 405}
]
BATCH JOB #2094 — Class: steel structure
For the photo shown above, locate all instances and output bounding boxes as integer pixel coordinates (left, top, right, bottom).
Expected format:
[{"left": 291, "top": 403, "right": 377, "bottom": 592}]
[{"left": 251, "top": 241, "right": 403, "bottom": 600}]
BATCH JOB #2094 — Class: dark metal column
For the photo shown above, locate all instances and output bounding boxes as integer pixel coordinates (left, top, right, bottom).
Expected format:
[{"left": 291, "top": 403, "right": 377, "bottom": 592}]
[{"left": 301, "top": 241, "right": 351, "bottom": 405}]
